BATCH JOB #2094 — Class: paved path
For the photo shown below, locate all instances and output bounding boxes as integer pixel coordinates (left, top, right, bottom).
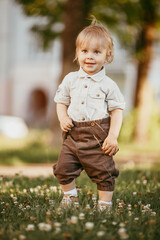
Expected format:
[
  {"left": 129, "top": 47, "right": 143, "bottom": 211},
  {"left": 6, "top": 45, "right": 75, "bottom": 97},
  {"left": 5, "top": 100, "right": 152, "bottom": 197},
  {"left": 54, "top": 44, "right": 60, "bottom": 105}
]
[{"left": 0, "top": 153, "right": 159, "bottom": 177}]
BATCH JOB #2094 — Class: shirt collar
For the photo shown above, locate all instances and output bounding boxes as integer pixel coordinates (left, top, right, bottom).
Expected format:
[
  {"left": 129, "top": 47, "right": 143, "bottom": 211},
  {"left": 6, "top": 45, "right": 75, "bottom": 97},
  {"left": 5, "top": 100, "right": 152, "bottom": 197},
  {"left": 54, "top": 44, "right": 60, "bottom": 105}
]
[{"left": 78, "top": 66, "right": 106, "bottom": 82}]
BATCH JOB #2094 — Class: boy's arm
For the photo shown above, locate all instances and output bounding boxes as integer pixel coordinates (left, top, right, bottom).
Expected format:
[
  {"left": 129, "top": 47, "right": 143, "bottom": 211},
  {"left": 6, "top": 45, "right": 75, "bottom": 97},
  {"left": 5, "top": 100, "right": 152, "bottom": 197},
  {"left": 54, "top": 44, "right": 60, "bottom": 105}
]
[
  {"left": 56, "top": 103, "right": 73, "bottom": 132},
  {"left": 102, "top": 109, "right": 123, "bottom": 156}
]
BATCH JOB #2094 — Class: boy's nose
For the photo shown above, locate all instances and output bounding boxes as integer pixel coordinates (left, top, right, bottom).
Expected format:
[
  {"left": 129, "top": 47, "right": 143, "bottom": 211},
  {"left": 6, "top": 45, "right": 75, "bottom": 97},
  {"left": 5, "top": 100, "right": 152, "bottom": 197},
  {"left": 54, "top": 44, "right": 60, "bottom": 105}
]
[{"left": 87, "top": 52, "right": 93, "bottom": 59}]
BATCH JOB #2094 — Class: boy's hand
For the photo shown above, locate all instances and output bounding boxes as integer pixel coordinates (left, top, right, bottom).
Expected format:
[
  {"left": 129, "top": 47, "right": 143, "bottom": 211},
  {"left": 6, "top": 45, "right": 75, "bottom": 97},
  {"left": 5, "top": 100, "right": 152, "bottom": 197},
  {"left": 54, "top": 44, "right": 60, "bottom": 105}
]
[
  {"left": 102, "top": 135, "right": 119, "bottom": 156},
  {"left": 60, "top": 116, "right": 74, "bottom": 132}
]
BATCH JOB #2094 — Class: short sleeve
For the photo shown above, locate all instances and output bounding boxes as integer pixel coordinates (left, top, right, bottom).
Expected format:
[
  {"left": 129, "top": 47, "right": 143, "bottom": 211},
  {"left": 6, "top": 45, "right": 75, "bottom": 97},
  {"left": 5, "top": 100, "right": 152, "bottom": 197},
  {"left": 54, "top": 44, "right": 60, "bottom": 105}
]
[
  {"left": 54, "top": 73, "right": 71, "bottom": 106},
  {"left": 106, "top": 82, "right": 125, "bottom": 111}
]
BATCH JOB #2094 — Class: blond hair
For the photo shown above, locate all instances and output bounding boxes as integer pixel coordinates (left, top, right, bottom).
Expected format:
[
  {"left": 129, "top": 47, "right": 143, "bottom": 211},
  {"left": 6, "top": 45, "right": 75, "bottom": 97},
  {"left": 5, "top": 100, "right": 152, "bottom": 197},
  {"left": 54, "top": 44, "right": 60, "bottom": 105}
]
[{"left": 75, "top": 21, "right": 114, "bottom": 64}]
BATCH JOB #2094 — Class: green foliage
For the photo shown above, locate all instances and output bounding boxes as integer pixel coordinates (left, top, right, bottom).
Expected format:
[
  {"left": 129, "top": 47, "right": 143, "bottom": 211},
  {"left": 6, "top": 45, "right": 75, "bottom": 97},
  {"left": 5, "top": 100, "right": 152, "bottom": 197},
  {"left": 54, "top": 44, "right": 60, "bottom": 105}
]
[
  {"left": 14, "top": 0, "right": 64, "bottom": 49},
  {"left": 0, "top": 170, "right": 160, "bottom": 240},
  {"left": 148, "top": 102, "right": 160, "bottom": 143},
  {"left": 0, "top": 130, "right": 60, "bottom": 165},
  {"left": 119, "top": 109, "right": 138, "bottom": 143},
  {"left": 119, "top": 105, "right": 160, "bottom": 144},
  {"left": 14, "top": 0, "right": 160, "bottom": 56}
]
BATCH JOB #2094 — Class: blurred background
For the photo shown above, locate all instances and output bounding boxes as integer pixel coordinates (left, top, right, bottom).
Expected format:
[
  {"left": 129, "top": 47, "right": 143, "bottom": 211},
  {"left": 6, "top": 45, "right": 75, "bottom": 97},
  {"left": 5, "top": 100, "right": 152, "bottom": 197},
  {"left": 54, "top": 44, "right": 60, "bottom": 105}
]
[{"left": 0, "top": 0, "right": 160, "bottom": 171}]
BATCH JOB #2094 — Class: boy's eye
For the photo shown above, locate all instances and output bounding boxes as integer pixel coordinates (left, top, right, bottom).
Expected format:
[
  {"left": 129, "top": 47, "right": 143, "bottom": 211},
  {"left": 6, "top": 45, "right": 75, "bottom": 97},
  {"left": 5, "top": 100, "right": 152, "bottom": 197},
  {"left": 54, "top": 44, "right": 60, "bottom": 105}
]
[
  {"left": 82, "top": 50, "right": 87, "bottom": 53},
  {"left": 94, "top": 50, "right": 100, "bottom": 54}
]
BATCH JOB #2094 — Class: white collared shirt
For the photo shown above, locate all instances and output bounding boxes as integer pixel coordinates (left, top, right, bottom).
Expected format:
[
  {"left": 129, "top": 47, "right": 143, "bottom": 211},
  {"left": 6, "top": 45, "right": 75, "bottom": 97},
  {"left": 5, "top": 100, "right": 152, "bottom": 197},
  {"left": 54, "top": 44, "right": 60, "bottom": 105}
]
[{"left": 54, "top": 67, "right": 125, "bottom": 122}]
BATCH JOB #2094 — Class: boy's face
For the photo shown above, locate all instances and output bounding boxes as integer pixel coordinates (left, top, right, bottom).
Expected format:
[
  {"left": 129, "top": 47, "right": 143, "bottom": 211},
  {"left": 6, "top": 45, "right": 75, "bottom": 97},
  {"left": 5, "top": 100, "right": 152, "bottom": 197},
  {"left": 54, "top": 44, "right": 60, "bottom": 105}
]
[{"left": 77, "top": 38, "right": 107, "bottom": 75}]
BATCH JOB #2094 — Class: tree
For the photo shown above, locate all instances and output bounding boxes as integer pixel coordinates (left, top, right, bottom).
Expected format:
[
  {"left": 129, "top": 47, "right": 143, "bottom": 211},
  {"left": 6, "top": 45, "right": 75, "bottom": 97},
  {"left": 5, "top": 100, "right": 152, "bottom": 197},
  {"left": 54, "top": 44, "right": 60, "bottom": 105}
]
[
  {"left": 94, "top": 0, "right": 160, "bottom": 142},
  {"left": 15, "top": 0, "right": 94, "bottom": 143}
]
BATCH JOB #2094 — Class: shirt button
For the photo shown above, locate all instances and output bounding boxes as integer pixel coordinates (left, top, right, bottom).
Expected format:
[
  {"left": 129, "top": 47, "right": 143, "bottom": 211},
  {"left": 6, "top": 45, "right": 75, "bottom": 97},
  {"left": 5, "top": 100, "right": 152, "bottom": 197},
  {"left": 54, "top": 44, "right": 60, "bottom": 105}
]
[
  {"left": 96, "top": 94, "right": 100, "bottom": 97},
  {"left": 81, "top": 101, "right": 84, "bottom": 104},
  {"left": 82, "top": 117, "right": 85, "bottom": 121},
  {"left": 84, "top": 85, "right": 87, "bottom": 88}
]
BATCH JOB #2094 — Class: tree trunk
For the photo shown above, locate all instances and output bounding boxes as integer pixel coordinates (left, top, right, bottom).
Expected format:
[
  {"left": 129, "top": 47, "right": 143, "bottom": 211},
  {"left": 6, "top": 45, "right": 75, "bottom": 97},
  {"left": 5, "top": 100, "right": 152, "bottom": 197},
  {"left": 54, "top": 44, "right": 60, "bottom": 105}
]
[
  {"left": 50, "top": 0, "right": 93, "bottom": 145},
  {"left": 133, "top": 25, "right": 157, "bottom": 143}
]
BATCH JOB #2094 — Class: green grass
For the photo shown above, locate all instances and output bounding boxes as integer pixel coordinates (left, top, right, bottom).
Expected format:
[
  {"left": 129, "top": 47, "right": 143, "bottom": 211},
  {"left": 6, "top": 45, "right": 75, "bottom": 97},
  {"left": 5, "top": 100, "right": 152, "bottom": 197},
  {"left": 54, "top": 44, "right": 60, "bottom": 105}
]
[
  {"left": 0, "top": 130, "right": 60, "bottom": 165},
  {"left": 0, "top": 129, "right": 160, "bottom": 166},
  {"left": 0, "top": 169, "right": 160, "bottom": 240}
]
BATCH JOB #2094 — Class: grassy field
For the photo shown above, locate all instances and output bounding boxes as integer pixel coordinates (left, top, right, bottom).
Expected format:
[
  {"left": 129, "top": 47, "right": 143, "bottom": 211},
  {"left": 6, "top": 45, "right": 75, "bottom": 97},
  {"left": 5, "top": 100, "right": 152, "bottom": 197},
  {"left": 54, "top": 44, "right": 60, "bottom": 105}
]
[
  {"left": 0, "top": 169, "right": 160, "bottom": 240},
  {"left": 0, "top": 129, "right": 160, "bottom": 166}
]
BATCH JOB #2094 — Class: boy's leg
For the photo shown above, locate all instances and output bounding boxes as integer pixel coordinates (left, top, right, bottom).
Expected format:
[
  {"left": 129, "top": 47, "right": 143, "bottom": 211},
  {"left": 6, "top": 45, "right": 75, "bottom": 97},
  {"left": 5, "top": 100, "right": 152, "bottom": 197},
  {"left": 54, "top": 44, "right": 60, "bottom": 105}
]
[
  {"left": 60, "top": 179, "right": 79, "bottom": 208},
  {"left": 60, "top": 179, "right": 76, "bottom": 192},
  {"left": 98, "top": 190, "right": 113, "bottom": 202},
  {"left": 98, "top": 190, "right": 113, "bottom": 211}
]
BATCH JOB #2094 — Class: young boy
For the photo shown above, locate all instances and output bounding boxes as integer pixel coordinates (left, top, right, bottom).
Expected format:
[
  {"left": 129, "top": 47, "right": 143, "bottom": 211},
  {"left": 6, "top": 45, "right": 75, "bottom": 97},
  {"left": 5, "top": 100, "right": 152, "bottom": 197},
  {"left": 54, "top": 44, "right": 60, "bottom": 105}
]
[{"left": 53, "top": 22, "right": 125, "bottom": 211}]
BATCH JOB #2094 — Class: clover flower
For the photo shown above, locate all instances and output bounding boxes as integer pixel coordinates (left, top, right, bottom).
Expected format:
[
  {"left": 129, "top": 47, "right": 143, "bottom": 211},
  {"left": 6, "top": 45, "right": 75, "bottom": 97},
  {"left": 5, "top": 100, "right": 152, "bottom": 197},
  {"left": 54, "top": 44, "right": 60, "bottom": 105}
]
[
  {"left": 85, "top": 222, "right": 94, "bottom": 230},
  {"left": 97, "top": 231, "right": 105, "bottom": 237},
  {"left": 54, "top": 222, "right": 61, "bottom": 228},
  {"left": 85, "top": 204, "right": 91, "bottom": 210},
  {"left": 118, "top": 227, "right": 129, "bottom": 239},
  {"left": 19, "top": 234, "right": 26, "bottom": 240},
  {"left": 26, "top": 224, "right": 35, "bottom": 231},
  {"left": 151, "top": 212, "right": 156, "bottom": 216},
  {"left": 112, "top": 221, "right": 117, "bottom": 225},
  {"left": 136, "top": 180, "right": 140, "bottom": 184},
  {"left": 143, "top": 180, "right": 147, "bottom": 185},
  {"left": 79, "top": 213, "right": 85, "bottom": 220},
  {"left": 70, "top": 216, "right": 78, "bottom": 224},
  {"left": 38, "top": 223, "right": 52, "bottom": 231},
  {"left": 50, "top": 186, "right": 57, "bottom": 192}
]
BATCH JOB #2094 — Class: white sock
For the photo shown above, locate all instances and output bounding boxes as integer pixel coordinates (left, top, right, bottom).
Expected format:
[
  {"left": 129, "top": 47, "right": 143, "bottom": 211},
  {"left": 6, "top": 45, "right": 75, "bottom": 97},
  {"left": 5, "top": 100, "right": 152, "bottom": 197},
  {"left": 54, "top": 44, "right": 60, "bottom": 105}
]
[
  {"left": 63, "top": 188, "right": 77, "bottom": 197},
  {"left": 98, "top": 200, "right": 112, "bottom": 205}
]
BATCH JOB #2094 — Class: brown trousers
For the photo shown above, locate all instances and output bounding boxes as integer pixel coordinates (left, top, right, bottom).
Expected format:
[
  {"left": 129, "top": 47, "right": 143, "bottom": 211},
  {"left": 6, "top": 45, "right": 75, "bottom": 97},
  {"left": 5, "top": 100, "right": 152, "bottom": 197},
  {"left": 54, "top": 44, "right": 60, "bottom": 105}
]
[{"left": 53, "top": 117, "right": 119, "bottom": 191}]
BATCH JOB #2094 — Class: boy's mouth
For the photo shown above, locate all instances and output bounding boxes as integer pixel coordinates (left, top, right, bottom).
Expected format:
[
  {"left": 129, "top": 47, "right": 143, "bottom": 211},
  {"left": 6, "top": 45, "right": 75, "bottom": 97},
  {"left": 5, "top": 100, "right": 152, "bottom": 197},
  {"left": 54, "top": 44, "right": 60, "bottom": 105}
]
[{"left": 85, "top": 62, "right": 95, "bottom": 65}]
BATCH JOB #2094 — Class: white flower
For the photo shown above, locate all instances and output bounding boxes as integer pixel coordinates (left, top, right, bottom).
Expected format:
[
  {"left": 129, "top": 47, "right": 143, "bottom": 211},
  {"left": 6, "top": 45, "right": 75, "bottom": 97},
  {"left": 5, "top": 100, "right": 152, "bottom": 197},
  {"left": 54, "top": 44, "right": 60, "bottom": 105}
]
[
  {"left": 13, "top": 197, "right": 17, "bottom": 201},
  {"left": 26, "top": 224, "right": 35, "bottom": 231},
  {"left": 26, "top": 205, "right": 31, "bottom": 209},
  {"left": 79, "top": 213, "right": 85, "bottom": 220},
  {"left": 118, "top": 228, "right": 126, "bottom": 233},
  {"left": 30, "top": 188, "right": 34, "bottom": 193},
  {"left": 143, "top": 180, "right": 147, "bottom": 185},
  {"left": 14, "top": 201, "right": 18, "bottom": 205},
  {"left": 54, "top": 222, "right": 61, "bottom": 228},
  {"left": 55, "top": 227, "right": 61, "bottom": 233},
  {"left": 134, "top": 217, "right": 139, "bottom": 221},
  {"left": 112, "top": 221, "right": 117, "bottom": 225},
  {"left": 119, "top": 223, "right": 125, "bottom": 228},
  {"left": 70, "top": 216, "right": 78, "bottom": 224},
  {"left": 136, "top": 180, "right": 140, "bottom": 184},
  {"left": 97, "top": 231, "right": 105, "bottom": 237},
  {"left": 49, "top": 200, "right": 54, "bottom": 205},
  {"left": 50, "top": 186, "right": 57, "bottom": 192},
  {"left": 38, "top": 223, "right": 52, "bottom": 231},
  {"left": 85, "top": 222, "right": 94, "bottom": 230},
  {"left": 85, "top": 204, "right": 91, "bottom": 210},
  {"left": 23, "top": 189, "right": 27, "bottom": 193},
  {"left": 19, "top": 235, "right": 26, "bottom": 240},
  {"left": 128, "top": 211, "right": 132, "bottom": 216},
  {"left": 133, "top": 192, "right": 137, "bottom": 196},
  {"left": 118, "top": 228, "right": 129, "bottom": 239},
  {"left": 151, "top": 212, "right": 156, "bottom": 216},
  {"left": 101, "top": 219, "right": 107, "bottom": 223}
]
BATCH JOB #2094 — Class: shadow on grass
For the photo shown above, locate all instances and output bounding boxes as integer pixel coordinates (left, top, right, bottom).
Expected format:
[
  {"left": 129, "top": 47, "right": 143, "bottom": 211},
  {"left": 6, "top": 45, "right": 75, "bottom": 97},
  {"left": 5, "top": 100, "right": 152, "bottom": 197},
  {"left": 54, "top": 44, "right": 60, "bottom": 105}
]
[{"left": 0, "top": 142, "right": 60, "bottom": 165}]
